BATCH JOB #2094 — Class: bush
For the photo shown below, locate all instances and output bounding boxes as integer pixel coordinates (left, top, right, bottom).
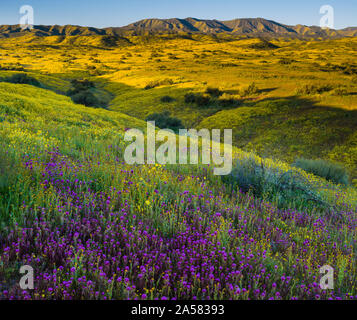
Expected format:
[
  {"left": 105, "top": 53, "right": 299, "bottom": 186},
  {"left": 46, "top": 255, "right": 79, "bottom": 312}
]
[
  {"left": 67, "top": 79, "right": 101, "bottom": 107},
  {"left": 240, "top": 82, "right": 259, "bottom": 96},
  {"left": 184, "top": 93, "right": 212, "bottom": 107},
  {"left": 0, "top": 63, "right": 25, "bottom": 71},
  {"left": 223, "top": 157, "right": 266, "bottom": 195},
  {"left": 293, "top": 158, "right": 349, "bottom": 185},
  {"left": 184, "top": 93, "right": 197, "bottom": 104},
  {"left": 71, "top": 91, "right": 100, "bottom": 107},
  {"left": 160, "top": 95, "right": 175, "bottom": 103},
  {"left": 101, "top": 35, "right": 119, "bottom": 47},
  {"left": 195, "top": 94, "right": 211, "bottom": 107},
  {"left": 296, "top": 84, "right": 333, "bottom": 95},
  {"left": 144, "top": 78, "right": 174, "bottom": 90},
  {"left": 67, "top": 79, "right": 95, "bottom": 96},
  {"left": 205, "top": 87, "right": 223, "bottom": 97},
  {"left": 249, "top": 39, "right": 279, "bottom": 50},
  {"left": 218, "top": 93, "right": 242, "bottom": 108},
  {"left": 4, "top": 73, "right": 41, "bottom": 87},
  {"left": 320, "top": 62, "right": 357, "bottom": 75},
  {"left": 146, "top": 111, "right": 183, "bottom": 132},
  {"left": 222, "top": 156, "right": 328, "bottom": 209}
]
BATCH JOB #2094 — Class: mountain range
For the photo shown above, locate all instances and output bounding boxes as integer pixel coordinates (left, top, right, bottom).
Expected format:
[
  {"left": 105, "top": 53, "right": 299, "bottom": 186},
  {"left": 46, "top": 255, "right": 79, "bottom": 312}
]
[{"left": 1, "top": 17, "right": 357, "bottom": 39}]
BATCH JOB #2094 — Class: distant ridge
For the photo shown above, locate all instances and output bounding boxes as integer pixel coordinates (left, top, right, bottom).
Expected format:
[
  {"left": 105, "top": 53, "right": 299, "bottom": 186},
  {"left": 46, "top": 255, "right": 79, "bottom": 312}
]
[{"left": 1, "top": 18, "right": 357, "bottom": 40}]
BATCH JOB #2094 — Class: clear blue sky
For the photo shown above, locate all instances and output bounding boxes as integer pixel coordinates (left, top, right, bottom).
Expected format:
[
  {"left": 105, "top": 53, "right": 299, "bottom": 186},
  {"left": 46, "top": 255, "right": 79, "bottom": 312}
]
[{"left": 1, "top": 0, "right": 356, "bottom": 29}]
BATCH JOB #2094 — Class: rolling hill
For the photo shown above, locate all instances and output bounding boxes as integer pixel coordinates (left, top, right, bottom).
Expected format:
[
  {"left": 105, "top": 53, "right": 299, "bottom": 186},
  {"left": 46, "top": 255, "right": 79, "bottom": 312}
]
[
  {"left": 1, "top": 18, "right": 357, "bottom": 40},
  {"left": 0, "top": 18, "right": 357, "bottom": 300}
]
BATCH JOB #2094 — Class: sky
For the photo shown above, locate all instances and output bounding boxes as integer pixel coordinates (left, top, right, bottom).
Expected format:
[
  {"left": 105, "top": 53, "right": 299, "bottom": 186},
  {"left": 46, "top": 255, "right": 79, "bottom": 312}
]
[{"left": 0, "top": 0, "right": 356, "bottom": 29}]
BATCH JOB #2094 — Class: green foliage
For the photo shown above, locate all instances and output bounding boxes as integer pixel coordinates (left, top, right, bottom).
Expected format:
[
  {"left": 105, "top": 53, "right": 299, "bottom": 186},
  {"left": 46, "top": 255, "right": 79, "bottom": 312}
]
[
  {"left": 101, "top": 35, "right": 119, "bottom": 47},
  {"left": 321, "top": 62, "right": 357, "bottom": 75},
  {"left": 218, "top": 93, "right": 242, "bottom": 108},
  {"left": 240, "top": 82, "right": 259, "bottom": 96},
  {"left": 67, "top": 79, "right": 95, "bottom": 95},
  {"left": 0, "top": 63, "right": 25, "bottom": 71},
  {"left": 205, "top": 87, "right": 223, "bottom": 97},
  {"left": 296, "top": 83, "right": 333, "bottom": 95},
  {"left": 0, "top": 149, "right": 17, "bottom": 215},
  {"left": 67, "top": 79, "right": 101, "bottom": 107},
  {"left": 184, "top": 93, "right": 197, "bottom": 104},
  {"left": 146, "top": 111, "right": 183, "bottom": 131},
  {"left": 70, "top": 91, "right": 101, "bottom": 107},
  {"left": 249, "top": 39, "right": 279, "bottom": 50},
  {"left": 160, "top": 95, "right": 175, "bottom": 103},
  {"left": 294, "top": 158, "right": 350, "bottom": 186},
  {"left": 223, "top": 156, "right": 328, "bottom": 209},
  {"left": 144, "top": 78, "right": 174, "bottom": 90},
  {"left": 3, "top": 73, "right": 41, "bottom": 87},
  {"left": 184, "top": 93, "right": 212, "bottom": 107}
]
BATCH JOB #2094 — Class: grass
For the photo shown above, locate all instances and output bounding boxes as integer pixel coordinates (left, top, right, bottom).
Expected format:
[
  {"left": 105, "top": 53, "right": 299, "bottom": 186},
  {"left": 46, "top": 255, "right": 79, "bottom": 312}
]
[
  {"left": 0, "top": 33, "right": 356, "bottom": 300},
  {"left": 293, "top": 158, "right": 350, "bottom": 186}
]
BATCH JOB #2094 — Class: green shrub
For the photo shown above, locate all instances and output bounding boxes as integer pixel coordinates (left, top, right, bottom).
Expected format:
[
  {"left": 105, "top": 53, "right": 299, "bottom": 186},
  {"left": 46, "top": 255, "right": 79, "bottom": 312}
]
[
  {"left": 205, "top": 87, "right": 223, "bottom": 97},
  {"left": 223, "top": 157, "right": 266, "bottom": 195},
  {"left": 296, "top": 84, "right": 333, "bottom": 95},
  {"left": 101, "top": 35, "right": 119, "bottom": 47},
  {"left": 146, "top": 111, "right": 183, "bottom": 132},
  {"left": 184, "top": 93, "right": 197, "bottom": 104},
  {"left": 320, "top": 62, "right": 357, "bottom": 75},
  {"left": 0, "top": 63, "right": 25, "bottom": 71},
  {"left": 144, "top": 78, "right": 174, "bottom": 90},
  {"left": 67, "top": 79, "right": 95, "bottom": 96},
  {"left": 4, "top": 73, "right": 41, "bottom": 87},
  {"left": 160, "top": 95, "right": 175, "bottom": 103},
  {"left": 240, "top": 82, "right": 259, "bottom": 96},
  {"left": 195, "top": 94, "right": 211, "bottom": 107},
  {"left": 223, "top": 156, "right": 328, "bottom": 210},
  {"left": 218, "top": 94, "right": 242, "bottom": 108},
  {"left": 184, "top": 93, "right": 212, "bottom": 107},
  {"left": 293, "top": 158, "right": 349, "bottom": 185},
  {"left": 249, "top": 39, "right": 279, "bottom": 50},
  {"left": 66, "top": 79, "right": 101, "bottom": 107},
  {"left": 71, "top": 91, "right": 100, "bottom": 107}
]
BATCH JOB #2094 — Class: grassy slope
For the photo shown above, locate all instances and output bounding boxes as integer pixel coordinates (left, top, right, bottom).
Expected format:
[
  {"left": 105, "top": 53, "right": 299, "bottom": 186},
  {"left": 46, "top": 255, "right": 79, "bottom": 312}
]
[
  {"left": 0, "top": 82, "right": 356, "bottom": 300},
  {"left": 1, "top": 36, "right": 356, "bottom": 184}
]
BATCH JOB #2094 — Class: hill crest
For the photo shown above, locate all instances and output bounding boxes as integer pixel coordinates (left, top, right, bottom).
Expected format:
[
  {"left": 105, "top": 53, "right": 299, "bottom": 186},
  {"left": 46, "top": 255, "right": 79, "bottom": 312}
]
[{"left": 1, "top": 18, "right": 357, "bottom": 40}]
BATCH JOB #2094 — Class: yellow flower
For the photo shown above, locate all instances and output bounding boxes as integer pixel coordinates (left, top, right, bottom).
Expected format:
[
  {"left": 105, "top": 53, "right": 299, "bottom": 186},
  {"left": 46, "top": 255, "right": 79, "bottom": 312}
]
[{"left": 145, "top": 200, "right": 151, "bottom": 206}]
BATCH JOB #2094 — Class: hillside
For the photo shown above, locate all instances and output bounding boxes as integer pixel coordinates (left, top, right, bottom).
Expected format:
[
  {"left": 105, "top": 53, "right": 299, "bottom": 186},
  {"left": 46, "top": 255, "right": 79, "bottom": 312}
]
[
  {"left": 0, "top": 24, "right": 357, "bottom": 300},
  {"left": 1, "top": 17, "right": 357, "bottom": 41},
  {"left": 1, "top": 80, "right": 357, "bottom": 300},
  {"left": 0, "top": 33, "right": 356, "bottom": 182}
]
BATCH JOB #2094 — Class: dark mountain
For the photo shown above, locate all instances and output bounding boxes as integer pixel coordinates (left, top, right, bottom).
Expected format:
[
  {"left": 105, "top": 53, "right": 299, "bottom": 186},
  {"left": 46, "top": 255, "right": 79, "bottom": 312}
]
[
  {"left": 0, "top": 24, "right": 105, "bottom": 37},
  {"left": 0, "top": 18, "right": 356, "bottom": 40}
]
